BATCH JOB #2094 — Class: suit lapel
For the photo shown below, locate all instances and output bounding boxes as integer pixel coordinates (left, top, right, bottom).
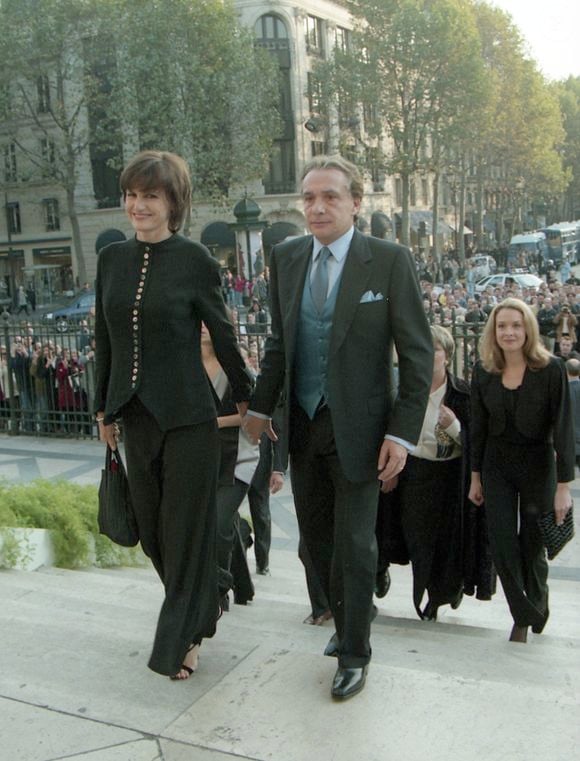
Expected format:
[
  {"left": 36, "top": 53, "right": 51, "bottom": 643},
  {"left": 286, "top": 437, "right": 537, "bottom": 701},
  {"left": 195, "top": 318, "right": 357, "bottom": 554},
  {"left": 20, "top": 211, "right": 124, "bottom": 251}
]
[
  {"left": 280, "top": 237, "right": 312, "bottom": 362},
  {"left": 330, "top": 230, "right": 373, "bottom": 356}
]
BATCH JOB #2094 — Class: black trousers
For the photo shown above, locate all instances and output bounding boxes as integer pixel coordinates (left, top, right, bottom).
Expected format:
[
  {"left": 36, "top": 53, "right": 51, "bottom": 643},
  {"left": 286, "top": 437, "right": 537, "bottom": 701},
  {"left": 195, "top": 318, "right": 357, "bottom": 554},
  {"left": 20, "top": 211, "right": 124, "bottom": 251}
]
[
  {"left": 121, "top": 396, "right": 220, "bottom": 676},
  {"left": 298, "top": 534, "right": 330, "bottom": 618},
  {"left": 247, "top": 434, "right": 272, "bottom": 572},
  {"left": 290, "top": 405, "right": 379, "bottom": 668},
  {"left": 482, "top": 438, "right": 553, "bottom": 631},
  {"left": 399, "top": 456, "right": 463, "bottom": 617}
]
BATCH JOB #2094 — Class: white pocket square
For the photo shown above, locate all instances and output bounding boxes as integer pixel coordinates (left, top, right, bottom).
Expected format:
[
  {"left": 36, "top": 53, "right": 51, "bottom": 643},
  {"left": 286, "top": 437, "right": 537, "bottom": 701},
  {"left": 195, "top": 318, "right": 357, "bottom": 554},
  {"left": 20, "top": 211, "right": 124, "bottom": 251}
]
[{"left": 359, "top": 290, "right": 384, "bottom": 303}]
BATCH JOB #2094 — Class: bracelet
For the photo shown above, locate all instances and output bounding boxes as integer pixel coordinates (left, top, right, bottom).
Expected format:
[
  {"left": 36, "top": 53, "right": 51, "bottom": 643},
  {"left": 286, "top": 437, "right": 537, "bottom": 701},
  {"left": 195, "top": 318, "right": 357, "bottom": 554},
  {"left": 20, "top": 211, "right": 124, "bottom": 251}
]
[{"left": 96, "top": 416, "right": 105, "bottom": 423}]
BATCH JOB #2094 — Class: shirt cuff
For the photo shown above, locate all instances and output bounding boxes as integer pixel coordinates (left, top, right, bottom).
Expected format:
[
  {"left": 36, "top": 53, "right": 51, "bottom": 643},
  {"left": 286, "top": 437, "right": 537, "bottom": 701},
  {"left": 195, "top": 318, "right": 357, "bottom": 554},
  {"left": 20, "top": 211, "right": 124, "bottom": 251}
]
[
  {"left": 247, "top": 409, "right": 271, "bottom": 420},
  {"left": 384, "top": 434, "right": 416, "bottom": 453},
  {"left": 445, "top": 419, "right": 462, "bottom": 442}
]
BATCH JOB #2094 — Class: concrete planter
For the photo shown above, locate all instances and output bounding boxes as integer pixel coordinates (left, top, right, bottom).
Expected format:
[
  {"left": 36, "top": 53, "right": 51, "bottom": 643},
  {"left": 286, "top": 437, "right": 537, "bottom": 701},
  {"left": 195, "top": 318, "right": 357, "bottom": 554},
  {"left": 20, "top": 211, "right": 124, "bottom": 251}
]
[{"left": 0, "top": 528, "right": 96, "bottom": 570}]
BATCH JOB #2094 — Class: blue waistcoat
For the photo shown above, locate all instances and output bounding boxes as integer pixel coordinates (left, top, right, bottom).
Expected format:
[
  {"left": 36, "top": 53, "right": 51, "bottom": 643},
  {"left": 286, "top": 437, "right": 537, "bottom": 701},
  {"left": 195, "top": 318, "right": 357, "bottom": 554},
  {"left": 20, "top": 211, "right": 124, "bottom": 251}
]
[{"left": 294, "top": 261, "right": 342, "bottom": 418}]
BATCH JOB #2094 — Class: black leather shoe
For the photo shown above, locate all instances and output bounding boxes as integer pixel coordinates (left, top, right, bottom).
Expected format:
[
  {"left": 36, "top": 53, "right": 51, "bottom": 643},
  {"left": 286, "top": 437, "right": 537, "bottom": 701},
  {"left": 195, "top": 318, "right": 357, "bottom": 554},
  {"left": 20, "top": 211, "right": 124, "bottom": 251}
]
[
  {"left": 324, "top": 632, "right": 340, "bottom": 657},
  {"left": 422, "top": 600, "right": 438, "bottom": 621},
  {"left": 256, "top": 566, "right": 270, "bottom": 576},
  {"left": 331, "top": 665, "right": 368, "bottom": 700},
  {"left": 375, "top": 568, "right": 391, "bottom": 598}
]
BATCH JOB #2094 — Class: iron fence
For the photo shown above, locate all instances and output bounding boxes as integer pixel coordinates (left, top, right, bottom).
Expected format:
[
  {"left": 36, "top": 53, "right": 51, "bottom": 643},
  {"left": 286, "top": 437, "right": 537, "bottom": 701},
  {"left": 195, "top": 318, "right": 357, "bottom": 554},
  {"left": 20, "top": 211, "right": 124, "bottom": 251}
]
[{"left": 0, "top": 310, "right": 482, "bottom": 440}]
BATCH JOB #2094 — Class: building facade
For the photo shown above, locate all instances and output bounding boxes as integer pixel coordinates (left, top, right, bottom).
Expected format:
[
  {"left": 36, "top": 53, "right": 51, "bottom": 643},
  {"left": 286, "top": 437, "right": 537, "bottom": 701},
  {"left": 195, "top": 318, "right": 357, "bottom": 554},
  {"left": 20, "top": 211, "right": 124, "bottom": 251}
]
[{"left": 1, "top": 0, "right": 450, "bottom": 307}]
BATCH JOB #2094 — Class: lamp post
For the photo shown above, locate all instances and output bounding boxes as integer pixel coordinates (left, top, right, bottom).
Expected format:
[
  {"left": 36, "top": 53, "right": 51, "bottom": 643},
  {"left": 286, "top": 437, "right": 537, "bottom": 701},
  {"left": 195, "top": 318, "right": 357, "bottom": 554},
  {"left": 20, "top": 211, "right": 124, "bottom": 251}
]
[{"left": 229, "top": 196, "right": 268, "bottom": 302}]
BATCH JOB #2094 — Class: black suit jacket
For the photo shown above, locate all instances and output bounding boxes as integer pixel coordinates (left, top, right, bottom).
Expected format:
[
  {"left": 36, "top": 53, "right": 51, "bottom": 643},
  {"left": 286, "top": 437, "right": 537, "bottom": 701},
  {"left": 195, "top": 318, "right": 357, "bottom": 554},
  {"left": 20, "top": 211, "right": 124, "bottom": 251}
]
[
  {"left": 251, "top": 230, "right": 433, "bottom": 482},
  {"left": 95, "top": 234, "right": 252, "bottom": 429},
  {"left": 470, "top": 357, "right": 575, "bottom": 482}
]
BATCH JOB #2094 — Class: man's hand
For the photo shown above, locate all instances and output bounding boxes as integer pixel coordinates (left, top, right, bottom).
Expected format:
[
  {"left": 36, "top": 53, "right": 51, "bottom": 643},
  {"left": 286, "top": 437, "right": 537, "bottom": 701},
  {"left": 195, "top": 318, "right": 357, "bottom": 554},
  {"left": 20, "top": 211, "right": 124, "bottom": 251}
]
[
  {"left": 236, "top": 401, "right": 249, "bottom": 417},
  {"left": 242, "top": 414, "right": 278, "bottom": 444},
  {"left": 377, "top": 440, "right": 408, "bottom": 484},
  {"left": 554, "top": 483, "right": 572, "bottom": 526},
  {"left": 468, "top": 472, "right": 484, "bottom": 506}
]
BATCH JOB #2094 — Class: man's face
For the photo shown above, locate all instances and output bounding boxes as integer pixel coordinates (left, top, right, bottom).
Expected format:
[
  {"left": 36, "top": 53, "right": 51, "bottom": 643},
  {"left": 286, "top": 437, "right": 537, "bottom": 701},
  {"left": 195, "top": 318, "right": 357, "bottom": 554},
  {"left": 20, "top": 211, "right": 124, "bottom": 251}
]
[
  {"left": 560, "top": 338, "right": 573, "bottom": 355},
  {"left": 302, "top": 167, "right": 361, "bottom": 245}
]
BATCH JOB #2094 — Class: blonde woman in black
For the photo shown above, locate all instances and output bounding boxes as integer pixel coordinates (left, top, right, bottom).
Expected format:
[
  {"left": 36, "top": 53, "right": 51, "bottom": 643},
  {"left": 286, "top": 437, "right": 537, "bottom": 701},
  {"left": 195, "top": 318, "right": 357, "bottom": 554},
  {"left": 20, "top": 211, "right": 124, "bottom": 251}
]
[
  {"left": 94, "top": 151, "right": 252, "bottom": 679},
  {"left": 469, "top": 298, "right": 574, "bottom": 643}
]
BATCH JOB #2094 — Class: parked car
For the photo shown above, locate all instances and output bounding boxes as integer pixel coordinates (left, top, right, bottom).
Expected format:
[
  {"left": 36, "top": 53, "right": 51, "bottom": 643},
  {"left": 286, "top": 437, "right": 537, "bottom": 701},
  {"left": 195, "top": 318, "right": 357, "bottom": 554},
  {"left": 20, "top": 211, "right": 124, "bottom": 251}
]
[
  {"left": 43, "top": 291, "right": 96, "bottom": 332},
  {"left": 474, "top": 273, "right": 545, "bottom": 293},
  {"left": 469, "top": 254, "right": 497, "bottom": 280}
]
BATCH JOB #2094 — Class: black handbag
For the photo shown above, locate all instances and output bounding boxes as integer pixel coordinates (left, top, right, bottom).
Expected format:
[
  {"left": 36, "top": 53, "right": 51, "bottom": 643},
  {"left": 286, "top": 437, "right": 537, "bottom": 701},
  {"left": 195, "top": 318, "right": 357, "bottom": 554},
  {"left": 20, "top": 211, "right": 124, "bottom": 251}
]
[
  {"left": 98, "top": 446, "right": 139, "bottom": 547},
  {"left": 537, "top": 504, "right": 575, "bottom": 560}
]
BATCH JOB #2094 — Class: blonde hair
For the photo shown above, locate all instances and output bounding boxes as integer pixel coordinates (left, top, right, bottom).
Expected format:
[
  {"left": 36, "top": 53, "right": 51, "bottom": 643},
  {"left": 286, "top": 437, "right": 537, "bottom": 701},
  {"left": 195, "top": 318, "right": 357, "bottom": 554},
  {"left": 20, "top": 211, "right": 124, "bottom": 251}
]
[
  {"left": 479, "top": 297, "right": 551, "bottom": 373},
  {"left": 430, "top": 324, "right": 455, "bottom": 362}
]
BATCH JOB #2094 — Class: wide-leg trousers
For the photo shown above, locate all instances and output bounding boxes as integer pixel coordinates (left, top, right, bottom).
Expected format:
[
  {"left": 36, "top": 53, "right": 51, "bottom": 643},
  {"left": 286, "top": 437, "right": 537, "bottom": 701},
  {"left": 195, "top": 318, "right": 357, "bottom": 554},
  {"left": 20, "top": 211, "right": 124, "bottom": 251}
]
[
  {"left": 121, "top": 396, "right": 221, "bottom": 676},
  {"left": 482, "top": 438, "right": 553, "bottom": 632},
  {"left": 290, "top": 405, "right": 379, "bottom": 669}
]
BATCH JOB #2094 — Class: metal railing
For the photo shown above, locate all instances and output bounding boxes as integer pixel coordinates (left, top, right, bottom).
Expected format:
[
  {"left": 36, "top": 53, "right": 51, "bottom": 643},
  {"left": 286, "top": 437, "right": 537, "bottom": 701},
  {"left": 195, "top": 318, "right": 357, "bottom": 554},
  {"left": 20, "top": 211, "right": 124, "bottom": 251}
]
[{"left": 0, "top": 310, "right": 481, "bottom": 440}]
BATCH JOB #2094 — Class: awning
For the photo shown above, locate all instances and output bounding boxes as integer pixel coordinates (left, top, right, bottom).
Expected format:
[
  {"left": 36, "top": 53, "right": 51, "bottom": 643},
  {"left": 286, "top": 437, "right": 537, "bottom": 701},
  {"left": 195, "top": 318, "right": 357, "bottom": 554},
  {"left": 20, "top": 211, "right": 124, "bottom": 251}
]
[
  {"left": 371, "top": 210, "right": 392, "bottom": 238},
  {"left": 395, "top": 210, "right": 451, "bottom": 235},
  {"left": 448, "top": 223, "right": 473, "bottom": 235},
  {"left": 201, "top": 221, "right": 236, "bottom": 248},
  {"left": 262, "top": 221, "right": 303, "bottom": 248}
]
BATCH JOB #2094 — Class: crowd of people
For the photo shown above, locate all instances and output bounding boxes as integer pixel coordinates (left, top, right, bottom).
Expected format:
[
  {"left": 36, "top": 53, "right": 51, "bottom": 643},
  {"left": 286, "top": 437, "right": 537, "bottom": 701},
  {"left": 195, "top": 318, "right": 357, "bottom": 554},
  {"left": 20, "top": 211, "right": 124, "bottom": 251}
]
[
  {"left": 0, "top": 322, "right": 95, "bottom": 434},
  {"left": 3, "top": 149, "right": 574, "bottom": 702}
]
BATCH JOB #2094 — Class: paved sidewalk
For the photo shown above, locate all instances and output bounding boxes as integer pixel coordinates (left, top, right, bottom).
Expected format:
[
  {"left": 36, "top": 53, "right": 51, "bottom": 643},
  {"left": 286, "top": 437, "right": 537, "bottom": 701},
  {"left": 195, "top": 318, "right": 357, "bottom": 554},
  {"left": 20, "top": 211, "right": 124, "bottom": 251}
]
[{"left": 0, "top": 435, "right": 579, "bottom": 761}]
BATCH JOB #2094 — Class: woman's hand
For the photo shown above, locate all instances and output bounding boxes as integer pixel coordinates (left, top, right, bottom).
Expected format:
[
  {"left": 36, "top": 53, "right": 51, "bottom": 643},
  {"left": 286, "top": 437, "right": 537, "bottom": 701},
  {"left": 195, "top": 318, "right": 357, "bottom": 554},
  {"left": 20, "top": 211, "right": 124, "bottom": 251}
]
[
  {"left": 438, "top": 404, "right": 456, "bottom": 429},
  {"left": 97, "top": 413, "right": 118, "bottom": 451},
  {"left": 554, "top": 483, "right": 572, "bottom": 526},
  {"left": 469, "top": 472, "right": 484, "bottom": 506}
]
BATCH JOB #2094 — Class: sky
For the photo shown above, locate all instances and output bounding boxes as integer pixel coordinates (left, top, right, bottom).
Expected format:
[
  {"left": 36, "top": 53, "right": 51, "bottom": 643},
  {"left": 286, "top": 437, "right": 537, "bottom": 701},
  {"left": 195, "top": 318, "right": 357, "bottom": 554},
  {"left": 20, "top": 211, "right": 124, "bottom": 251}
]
[{"left": 490, "top": 0, "right": 580, "bottom": 81}]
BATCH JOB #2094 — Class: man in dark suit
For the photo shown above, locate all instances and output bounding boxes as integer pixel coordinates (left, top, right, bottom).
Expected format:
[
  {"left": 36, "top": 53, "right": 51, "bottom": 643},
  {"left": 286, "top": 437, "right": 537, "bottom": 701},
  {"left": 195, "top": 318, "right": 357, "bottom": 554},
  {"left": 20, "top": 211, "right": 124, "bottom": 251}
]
[{"left": 242, "top": 155, "right": 433, "bottom": 699}]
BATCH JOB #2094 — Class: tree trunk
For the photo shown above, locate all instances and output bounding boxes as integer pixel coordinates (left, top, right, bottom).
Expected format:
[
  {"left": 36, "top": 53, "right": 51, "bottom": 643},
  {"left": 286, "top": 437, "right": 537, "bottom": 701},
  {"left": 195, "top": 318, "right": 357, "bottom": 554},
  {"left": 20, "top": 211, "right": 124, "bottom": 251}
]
[
  {"left": 458, "top": 167, "right": 466, "bottom": 261},
  {"left": 66, "top": 186, "right": 87, "bottom": 288},
  {"left": 401, "top": 172, "right": 410, "bottom": 246},
  {"left": 432, "top": 172, "right": 440, "bottom": 262}
]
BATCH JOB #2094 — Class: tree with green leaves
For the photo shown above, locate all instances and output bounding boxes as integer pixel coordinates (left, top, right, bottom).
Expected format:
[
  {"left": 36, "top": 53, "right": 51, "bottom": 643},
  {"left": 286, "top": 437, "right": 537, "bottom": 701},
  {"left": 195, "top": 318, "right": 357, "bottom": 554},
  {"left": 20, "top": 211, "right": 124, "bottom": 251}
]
[
  {"left": 0, "top": 0, "right": 110, "bottom": 285},
  {"left": 0, "top": 0, "right": 280, "bottom": 283},
  {"left": 554, "top": 77, "right": 580, "bottom": 221},
  {"left": 105, "top": 0, "right": 280, "bottom": 203},
  {"left": 316, "top": 0, "right": 486, "bottom": 248}
]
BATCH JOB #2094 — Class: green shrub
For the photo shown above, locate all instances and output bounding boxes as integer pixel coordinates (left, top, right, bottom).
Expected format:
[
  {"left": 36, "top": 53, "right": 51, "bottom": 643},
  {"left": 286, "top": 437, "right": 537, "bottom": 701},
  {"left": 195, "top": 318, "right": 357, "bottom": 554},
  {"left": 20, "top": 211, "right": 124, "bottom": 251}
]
[{"left": 0, "top": 480, "right": 145, "bottom": 569}]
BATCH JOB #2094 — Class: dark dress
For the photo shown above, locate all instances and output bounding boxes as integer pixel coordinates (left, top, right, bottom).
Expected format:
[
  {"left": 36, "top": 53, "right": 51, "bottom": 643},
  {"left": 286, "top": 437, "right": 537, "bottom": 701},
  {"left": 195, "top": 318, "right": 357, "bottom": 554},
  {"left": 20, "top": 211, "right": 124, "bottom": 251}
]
[
  {"left": 95, "top": 233, "right": 252, "bottom": 676},
  {"left": 471, "top": 357, "right": 575, "bottom": 632},
  {"left": 378, "top": 373, "right": 495, "bottom": 618}
]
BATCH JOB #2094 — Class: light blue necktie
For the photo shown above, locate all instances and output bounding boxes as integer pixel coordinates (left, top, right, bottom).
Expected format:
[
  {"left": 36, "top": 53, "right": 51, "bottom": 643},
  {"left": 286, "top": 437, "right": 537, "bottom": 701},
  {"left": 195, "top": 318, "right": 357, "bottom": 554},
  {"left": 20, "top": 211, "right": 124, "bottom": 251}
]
[{"left": 311, "top": 246, "right": 331, "bottom": 313}]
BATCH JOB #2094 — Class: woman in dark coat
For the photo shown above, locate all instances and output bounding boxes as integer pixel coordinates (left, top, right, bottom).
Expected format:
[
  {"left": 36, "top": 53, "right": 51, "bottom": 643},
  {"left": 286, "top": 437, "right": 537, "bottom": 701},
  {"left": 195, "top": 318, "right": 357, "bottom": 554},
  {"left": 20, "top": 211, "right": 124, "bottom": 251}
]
[
  {"left": 379, "top": 325, "right": 494, "bottom": 620},
  {"left": 469, "top": 297, "right": 574, "bottom": 643},
  {"left": 94, "top": 151, "right": 252, "bottom": 679}
]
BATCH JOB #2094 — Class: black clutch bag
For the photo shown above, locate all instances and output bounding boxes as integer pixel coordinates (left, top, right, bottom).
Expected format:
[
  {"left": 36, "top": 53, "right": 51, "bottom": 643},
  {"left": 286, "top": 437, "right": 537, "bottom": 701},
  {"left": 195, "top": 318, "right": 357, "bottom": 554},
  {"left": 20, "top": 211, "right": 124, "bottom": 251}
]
[
  {"left": 98, "top": 446, "right": 139, "bottom": 547},
  {"left": 537, "top": 504, "right": 575, "bottom": 560}
]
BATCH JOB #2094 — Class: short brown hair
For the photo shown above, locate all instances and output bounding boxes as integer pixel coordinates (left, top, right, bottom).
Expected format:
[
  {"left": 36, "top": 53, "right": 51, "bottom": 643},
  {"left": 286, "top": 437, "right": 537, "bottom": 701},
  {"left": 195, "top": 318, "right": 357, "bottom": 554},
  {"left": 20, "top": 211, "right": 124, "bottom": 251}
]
[
  {"left": 120, "top": 150, "right": 192, "bottom": 233},
  {"left": 300, "top": 154, "right": 364, "bottom": 200},
  {"left": 479, "top": 297, "right": 551, "bottom": 373}
]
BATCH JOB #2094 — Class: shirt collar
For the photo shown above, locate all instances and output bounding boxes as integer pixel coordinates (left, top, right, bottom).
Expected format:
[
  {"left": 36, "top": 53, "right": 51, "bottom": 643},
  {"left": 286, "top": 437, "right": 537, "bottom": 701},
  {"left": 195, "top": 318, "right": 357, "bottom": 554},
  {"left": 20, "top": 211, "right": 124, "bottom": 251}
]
[{"left": 312, "top": 227, "right": 355, "bottom": 263}]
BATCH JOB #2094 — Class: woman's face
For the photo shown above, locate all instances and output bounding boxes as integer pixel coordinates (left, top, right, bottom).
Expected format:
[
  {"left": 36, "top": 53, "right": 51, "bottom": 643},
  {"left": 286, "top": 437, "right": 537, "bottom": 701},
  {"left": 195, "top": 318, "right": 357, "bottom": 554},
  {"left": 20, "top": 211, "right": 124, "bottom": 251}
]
[
  {"left": 125, "top": 187, "right": 172, "bottom": 243},
  {"left": 495, "top": 308, "right": 526, "bottom": 355}
]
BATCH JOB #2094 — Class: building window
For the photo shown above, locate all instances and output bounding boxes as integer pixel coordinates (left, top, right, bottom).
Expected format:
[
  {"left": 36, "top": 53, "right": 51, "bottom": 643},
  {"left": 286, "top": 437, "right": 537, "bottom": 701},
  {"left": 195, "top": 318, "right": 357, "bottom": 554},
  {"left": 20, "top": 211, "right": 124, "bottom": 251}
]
[
  {"left": 410, "top": 179, "right": 417, "bottom": 207},
  {"left": 421, "top": 178, "right": 429, "bottom": 205},
  {"left": 395, "top": 177, "right": 403, "bottom": 206},
  {"left": 6, "top": 202, "right": 21, "bottom": 234},
  {"left": 43, "top": 198, "right": 60, "bottom": 231},
  {"left": 37, "top": 74, "right": 51, "bottom": 113},
  {"left": 334, "top": 27, "right": 351, "bottom": 53},
  {"left": 4, "top": 143, "right": 17, "bottom": 182},
  {"left": 311, "top": 140, "right": 327, "bottom": 157},
  {"left": 40, "top": 137, "right": 56, "bottom": 178},
  {"left": 307, "top": 72, "right": 322, "bottom": 114},
  {"left": 305, "top": 15, "right": 323, "bottom": 55}
]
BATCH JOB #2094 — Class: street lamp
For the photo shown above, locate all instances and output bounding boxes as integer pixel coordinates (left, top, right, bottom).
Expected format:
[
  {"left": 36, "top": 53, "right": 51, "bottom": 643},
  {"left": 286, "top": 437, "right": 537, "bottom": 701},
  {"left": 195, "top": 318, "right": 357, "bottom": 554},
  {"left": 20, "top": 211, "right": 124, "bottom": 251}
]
[{"left": 229, "top": 196, "right": 268, "bottom": 290}]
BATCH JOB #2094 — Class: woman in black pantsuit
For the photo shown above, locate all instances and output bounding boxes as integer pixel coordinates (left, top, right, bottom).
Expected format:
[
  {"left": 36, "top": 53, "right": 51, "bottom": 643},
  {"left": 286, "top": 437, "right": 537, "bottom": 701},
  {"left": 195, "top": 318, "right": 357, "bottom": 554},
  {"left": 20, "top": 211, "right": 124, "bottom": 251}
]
[
  {"left": 469, "top": 298, "right": 574, "bottom": 643},
  {"left": 94, "top": 151, "right": 252, "bottom": 679}
]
